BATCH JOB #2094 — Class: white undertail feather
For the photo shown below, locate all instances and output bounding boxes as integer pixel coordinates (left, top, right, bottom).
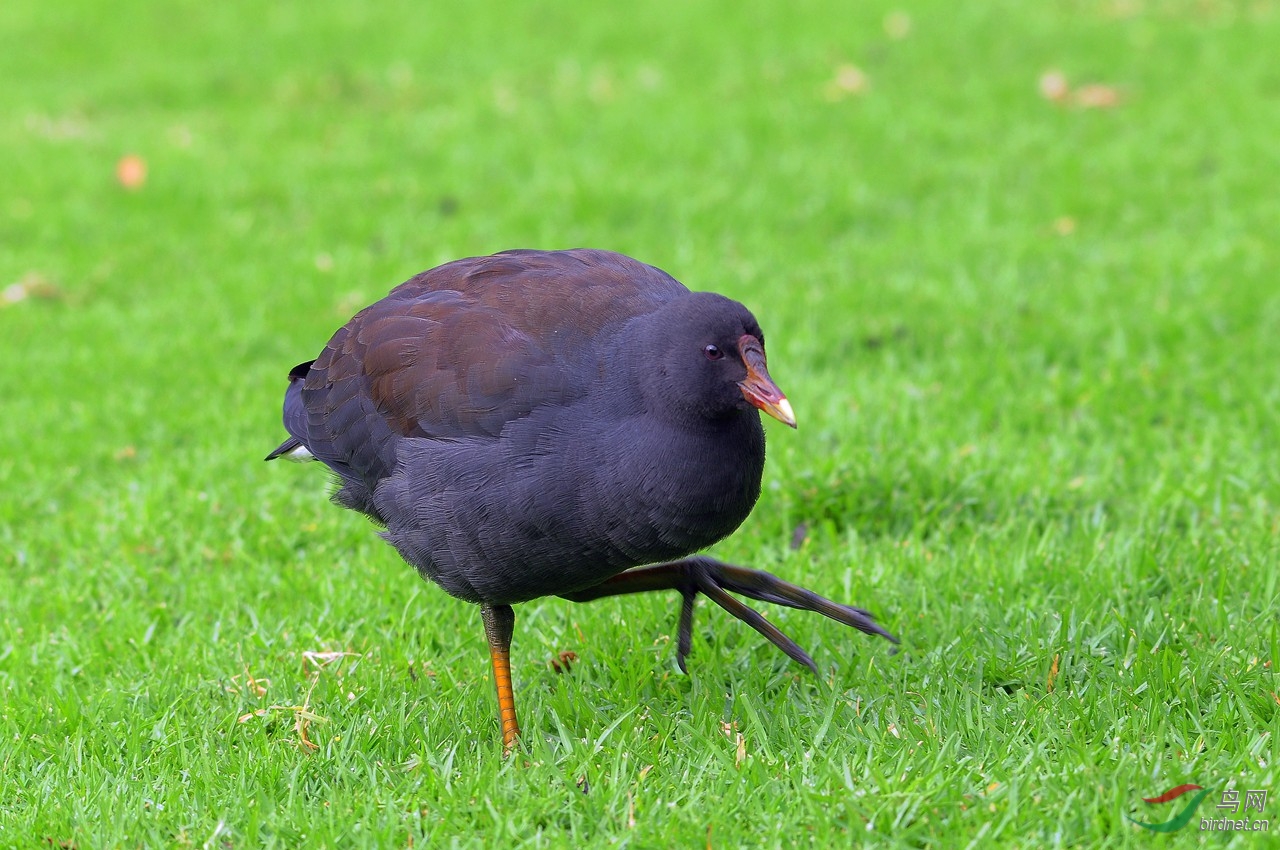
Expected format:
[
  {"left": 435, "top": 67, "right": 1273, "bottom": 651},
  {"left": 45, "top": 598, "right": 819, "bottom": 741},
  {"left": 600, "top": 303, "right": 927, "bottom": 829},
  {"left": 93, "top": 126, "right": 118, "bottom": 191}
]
[{"left": 281, "top": 444, "right": 315, "bottom": 462}]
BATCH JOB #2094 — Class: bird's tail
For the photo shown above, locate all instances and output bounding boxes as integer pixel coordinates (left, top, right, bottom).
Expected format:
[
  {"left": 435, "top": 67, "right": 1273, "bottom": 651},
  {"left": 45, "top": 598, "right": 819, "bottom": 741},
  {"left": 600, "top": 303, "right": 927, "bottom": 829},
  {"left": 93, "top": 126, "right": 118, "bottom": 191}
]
[{"left": 265, "top": 359, "right": 316, "bottom": 461}]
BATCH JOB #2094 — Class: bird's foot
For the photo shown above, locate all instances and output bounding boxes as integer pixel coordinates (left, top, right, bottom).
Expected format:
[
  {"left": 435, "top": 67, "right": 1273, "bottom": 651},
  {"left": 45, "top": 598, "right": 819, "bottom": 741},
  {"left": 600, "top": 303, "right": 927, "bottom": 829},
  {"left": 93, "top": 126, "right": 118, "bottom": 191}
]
[{"left": 561, "top": 556, "right": 897, "bottom": 674}]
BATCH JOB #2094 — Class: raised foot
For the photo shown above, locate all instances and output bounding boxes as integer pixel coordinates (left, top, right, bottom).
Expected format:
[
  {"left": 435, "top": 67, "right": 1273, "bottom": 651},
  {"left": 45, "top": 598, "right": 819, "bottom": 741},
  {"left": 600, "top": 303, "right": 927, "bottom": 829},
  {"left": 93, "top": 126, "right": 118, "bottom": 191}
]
[{"left": 561, "top": 556, "right": 898, "bottom": 674}]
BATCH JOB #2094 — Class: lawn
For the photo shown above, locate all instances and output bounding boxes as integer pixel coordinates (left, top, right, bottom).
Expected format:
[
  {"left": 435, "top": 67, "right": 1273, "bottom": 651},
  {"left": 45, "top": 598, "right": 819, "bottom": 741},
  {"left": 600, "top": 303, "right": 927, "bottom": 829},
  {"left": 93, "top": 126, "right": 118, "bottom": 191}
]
[{"left": 2, "top": 0, "right": 1278, "bottom": 846}]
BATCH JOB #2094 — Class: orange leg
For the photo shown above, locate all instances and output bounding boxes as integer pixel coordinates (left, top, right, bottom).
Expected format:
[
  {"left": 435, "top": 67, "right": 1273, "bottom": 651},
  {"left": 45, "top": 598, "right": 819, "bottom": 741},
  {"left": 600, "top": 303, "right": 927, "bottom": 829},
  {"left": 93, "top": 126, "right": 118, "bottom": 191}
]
[{"left": 481, "top": 604, "right": 520, "bottom": 751}]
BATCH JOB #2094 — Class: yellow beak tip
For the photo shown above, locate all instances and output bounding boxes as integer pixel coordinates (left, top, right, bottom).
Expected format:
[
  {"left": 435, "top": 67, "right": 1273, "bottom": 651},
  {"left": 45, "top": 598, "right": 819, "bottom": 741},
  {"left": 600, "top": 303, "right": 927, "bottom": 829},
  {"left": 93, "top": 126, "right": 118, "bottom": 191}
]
[{"left": 773, "top": 397, "right": 797, "bottom": 428}]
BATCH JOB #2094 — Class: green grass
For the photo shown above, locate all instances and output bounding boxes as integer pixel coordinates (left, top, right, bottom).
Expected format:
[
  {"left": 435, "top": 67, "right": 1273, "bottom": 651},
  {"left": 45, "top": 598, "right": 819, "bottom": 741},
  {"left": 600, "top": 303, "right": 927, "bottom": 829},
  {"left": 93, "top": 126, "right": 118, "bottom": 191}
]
[{"left": 3, "top": 0, "right": 1279, "bottom": 846}]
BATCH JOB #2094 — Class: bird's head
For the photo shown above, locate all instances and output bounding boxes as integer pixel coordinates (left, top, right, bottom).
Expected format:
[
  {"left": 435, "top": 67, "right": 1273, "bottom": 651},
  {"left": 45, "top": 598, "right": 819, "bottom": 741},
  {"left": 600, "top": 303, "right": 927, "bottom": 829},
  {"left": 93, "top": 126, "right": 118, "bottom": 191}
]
[{"left": 636, "top": 292, "right": 796, "bottom": 430}]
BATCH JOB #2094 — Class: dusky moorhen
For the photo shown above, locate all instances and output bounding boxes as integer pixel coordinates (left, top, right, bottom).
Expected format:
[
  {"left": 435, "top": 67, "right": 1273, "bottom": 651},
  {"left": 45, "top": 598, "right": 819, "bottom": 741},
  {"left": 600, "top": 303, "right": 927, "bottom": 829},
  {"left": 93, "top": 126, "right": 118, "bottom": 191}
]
[{"left": 268, "top": 249, "right": 896, "bottom": 749}]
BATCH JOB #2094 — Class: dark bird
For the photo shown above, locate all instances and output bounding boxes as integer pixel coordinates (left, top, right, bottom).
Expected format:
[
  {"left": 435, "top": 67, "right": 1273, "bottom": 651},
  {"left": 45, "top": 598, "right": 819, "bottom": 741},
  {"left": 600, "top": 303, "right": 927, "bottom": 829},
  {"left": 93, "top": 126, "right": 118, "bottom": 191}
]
[{"left": 267, "top": 248, "right": 896, "bottom": 749}]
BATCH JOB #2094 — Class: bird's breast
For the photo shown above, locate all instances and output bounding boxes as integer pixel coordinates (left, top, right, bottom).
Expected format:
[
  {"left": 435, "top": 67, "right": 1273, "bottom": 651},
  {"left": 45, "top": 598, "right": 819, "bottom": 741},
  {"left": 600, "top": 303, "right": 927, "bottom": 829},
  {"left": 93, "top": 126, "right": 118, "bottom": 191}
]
[
  {"left": 587, "top": 413, "right": 766, "bottom": 557},
  {"left": 373, "top": 409, "right": 766, "bottom": 605}
]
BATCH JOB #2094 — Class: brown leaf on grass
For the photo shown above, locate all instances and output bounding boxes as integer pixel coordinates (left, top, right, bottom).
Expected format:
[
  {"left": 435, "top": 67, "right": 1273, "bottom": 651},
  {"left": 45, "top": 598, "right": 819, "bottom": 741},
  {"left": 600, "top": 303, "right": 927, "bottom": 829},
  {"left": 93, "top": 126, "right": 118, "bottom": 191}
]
[
  {"left": 1039, "top": 70, "right": 1123, "bottom": 109},
  {"left": 824, "top": 64, "right": 869, "bottom": 101},
  {"left": 3, "top": 282, "right": 31, "bottom": 306},
  {"left": 1047, "top": 653, "right": 1061, "bottom": 693},
  {"left": 237, "top": 674, "right": 327, "bottom": 752},
  {"left": 232, "top": 660, "right": 328, "bottom": 751},
  {"left": 116, "top": 154, "right": 146, "bottom": 190},
  {"left": 1073, "top": 84, "right": 1122, "bottom": 109},
  {"left": 226, "top": 663, "right": 270, "bottom": 698},
  {"left": 1052, "top": 216, "right": 1078, "bottom": 236},
  {"left": 236, "top": 703, "right": 327, "bottom": 750},
  {"left": 406, "top": 661, "right": 436, "bottom": 680},
  {"left": 1039, "top": 70, "right": 1070, "bottom": 102},
  {"left": 2, "top": 273, "right": 64, "bottom": 307},
  {"left": 549, "top": 650, "right": 578, "bottom": 674}
]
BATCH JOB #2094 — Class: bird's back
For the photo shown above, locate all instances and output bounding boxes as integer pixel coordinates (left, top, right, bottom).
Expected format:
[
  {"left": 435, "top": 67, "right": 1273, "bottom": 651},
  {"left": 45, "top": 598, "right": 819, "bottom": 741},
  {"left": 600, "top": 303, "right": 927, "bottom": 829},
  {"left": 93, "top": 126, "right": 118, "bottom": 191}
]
[{"left": 274, "top": 249, "right": 687, "bottom": 518}]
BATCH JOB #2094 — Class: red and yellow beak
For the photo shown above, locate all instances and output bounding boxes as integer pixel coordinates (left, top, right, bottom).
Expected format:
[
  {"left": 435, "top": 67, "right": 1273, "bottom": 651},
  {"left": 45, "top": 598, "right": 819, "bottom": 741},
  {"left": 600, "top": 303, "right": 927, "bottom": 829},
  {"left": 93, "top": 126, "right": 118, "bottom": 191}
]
[{"left": 737, "top": 335, "right": 797, "bottom": 428}]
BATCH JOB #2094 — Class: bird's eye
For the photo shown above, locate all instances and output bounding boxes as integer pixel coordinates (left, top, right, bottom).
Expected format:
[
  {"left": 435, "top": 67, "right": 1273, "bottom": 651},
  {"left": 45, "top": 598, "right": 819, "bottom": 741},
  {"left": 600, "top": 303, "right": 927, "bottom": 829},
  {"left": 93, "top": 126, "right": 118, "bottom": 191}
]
[{"left": 704, "top": 344, "right": 724, "bottom": 361}]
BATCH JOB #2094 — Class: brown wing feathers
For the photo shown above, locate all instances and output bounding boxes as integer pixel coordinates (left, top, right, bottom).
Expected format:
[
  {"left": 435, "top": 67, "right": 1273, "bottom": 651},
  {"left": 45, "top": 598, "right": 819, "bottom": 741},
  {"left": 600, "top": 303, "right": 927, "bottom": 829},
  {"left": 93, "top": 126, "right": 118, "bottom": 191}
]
[{"left": 274, "top": 249, "right": 688, "bottom": 505}]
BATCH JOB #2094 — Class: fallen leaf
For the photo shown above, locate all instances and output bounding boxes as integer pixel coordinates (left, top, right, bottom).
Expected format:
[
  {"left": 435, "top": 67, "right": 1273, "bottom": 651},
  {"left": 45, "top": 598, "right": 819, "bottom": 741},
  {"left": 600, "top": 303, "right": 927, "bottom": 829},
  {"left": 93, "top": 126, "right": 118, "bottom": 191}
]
[
  {"left": 1047, "top": 653, "right": 1060, "bottom": 693},
  {"left": 1039, "top": 71, "right": 1123, "bottom": 109},
  {"left": 1039, "top": 70, "right": 1070, "bottom": 102},
  {"left": 116, "top": 154, "right": 146, "bottom": 190},
  {"left": 1073, "top": 84, "right": 1122, "bottom": 109},
  {"left": 248, "top": 664, "right": 269, "bottom": 697},
  {"left": 825, "top": 64, "right": 868, "bottom": 100},
  {"left": 2, "top": 283, "right": 28, "bottom": 306},
  {"left": 549, "top": 650, "right": 578, "bottom": 674},
  {"left": 1052, "top": 216, "right": 1077, "bottom": 236},
  {"left": 2, "top": 273, "right": 63, "bottom": 307}
]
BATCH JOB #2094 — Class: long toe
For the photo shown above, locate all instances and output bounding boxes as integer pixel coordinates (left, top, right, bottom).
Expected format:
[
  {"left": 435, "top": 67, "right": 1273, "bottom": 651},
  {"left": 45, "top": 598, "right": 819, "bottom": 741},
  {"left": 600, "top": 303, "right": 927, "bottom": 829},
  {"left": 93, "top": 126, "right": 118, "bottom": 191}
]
[
  {"left": 694, "top": 557, "right": 899, "bottom": 645},
  {"left": 561, "top": 558, "right": 896, "bottom": 673}
]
